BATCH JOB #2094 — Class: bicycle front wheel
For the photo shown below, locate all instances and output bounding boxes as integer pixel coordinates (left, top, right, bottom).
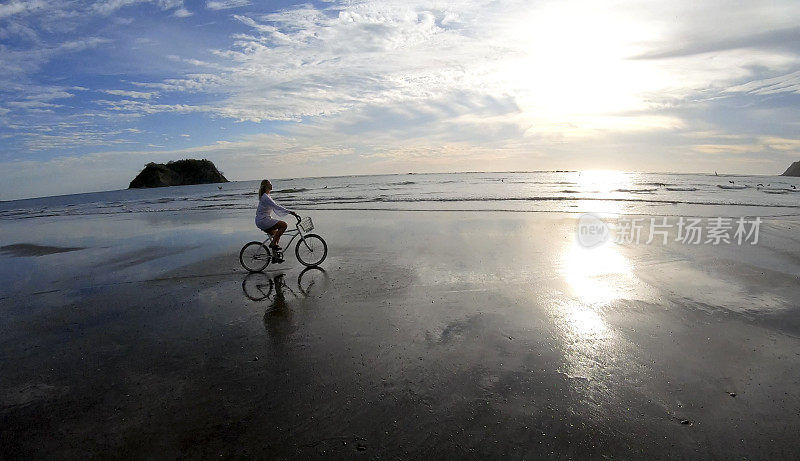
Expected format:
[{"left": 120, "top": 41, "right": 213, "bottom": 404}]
[
  {"left": 242, "top": 272, "right": 273, "bottom": 300},
  {"left": 295, "top": 234, "right": 327, "bottom": 267},
  {"left": 240, "top": 241, "right": 271, "bottom": 272}
]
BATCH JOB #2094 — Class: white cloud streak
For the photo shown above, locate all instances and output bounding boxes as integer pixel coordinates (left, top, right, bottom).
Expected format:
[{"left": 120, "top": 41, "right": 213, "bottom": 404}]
[
  {"left": 726, "top": 70, "right": 800, "bottom": 95},
  {"left": 206, "top": 0, "right": 249, "bottom": 10},
  {"left": 102, "top": 89, "right": 158, "bottom": 99},
  {"left": 173, "top": 7, "right": 191, "bottom": 17},
  {"left": 91, "top": 0, "right": 188, "bottom": 15},
  {"left": 0, "top": 0, "right": 46, "bottom": 19}
]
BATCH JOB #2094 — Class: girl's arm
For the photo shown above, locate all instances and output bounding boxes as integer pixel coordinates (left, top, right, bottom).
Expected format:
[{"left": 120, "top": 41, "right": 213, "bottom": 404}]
[{"left": 265, "top": 195, "right": 294, "bottom": 217}]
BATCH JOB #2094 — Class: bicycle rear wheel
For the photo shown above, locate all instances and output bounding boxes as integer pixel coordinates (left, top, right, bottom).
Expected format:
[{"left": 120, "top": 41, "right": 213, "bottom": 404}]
[
  {"left": 240, "top": 241, "right": 271, "bottom": 272},
  {"left": 295, "top": 234, "right": 327, "bottom": 267}
]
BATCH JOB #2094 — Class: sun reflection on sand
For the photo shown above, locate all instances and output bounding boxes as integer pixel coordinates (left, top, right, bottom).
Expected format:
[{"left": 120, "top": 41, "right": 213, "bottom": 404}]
[
  {"left": 563, "top": 242, "right": 633, "bottom": 306},
  {"left": 553, "top": 232, "right": 637, "bottom": 389},
  {"left": 557, "top": 300, "right": 615, "bottom": 381},
  {"left": 565, "top": 304, "right": 608, "bottom": 337}
]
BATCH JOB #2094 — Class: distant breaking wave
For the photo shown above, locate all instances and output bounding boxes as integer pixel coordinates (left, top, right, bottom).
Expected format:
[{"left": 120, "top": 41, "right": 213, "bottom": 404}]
[{"left": 3, "top": 195, "right": 799, "bottom": 221}]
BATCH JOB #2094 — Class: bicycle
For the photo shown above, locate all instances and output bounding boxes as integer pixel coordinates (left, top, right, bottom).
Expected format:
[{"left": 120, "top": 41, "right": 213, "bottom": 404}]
[
  {"left": 240, "top": 215, "right": 327, "bottom": 272},
  {"left": 241, "top": 267, "right": 328, "bottom": 301}
]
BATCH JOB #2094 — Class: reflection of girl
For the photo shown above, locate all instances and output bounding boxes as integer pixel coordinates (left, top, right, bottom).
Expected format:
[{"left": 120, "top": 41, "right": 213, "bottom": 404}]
[
  {"left": 256, "top": 179, "right": 299, "bottom": 263},
  {"left": 263, "top": 274, "right": 292, "bottom": 348}
]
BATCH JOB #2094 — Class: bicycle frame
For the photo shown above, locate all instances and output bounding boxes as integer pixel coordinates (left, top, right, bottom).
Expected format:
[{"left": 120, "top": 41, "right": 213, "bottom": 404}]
[{"left": 261, "top": 218, "right": 313, "bottom": 252}]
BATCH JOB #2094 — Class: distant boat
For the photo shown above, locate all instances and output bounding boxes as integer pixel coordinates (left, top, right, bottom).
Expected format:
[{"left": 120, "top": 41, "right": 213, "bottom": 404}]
[{"left": 666, "top": 187, "right": 698, "bottom": 191}]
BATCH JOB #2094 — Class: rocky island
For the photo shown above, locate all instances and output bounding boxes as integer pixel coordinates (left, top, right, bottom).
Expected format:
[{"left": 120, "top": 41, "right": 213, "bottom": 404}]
[
  {"left": 782, "top": 161, "right": 800, "bottom": 177},
  {"left": 129, "top": 159, "right": 228, "bottom": 188}
]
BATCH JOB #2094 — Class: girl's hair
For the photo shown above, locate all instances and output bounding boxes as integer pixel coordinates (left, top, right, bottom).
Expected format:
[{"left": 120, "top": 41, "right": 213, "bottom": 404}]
[{"left": 258, "top": 179, "right": 272, "bottom": 198}]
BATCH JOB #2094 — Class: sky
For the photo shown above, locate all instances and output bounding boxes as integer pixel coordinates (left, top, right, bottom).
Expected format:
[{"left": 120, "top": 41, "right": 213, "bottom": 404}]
[{"left": 1, "top": 0, "right": 799, "bottom": 199}]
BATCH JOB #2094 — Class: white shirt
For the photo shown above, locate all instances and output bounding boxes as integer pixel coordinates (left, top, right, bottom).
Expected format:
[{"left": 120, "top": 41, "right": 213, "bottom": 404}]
[{"left": 255, "top": 193, "right": 292, "bottom": 230}]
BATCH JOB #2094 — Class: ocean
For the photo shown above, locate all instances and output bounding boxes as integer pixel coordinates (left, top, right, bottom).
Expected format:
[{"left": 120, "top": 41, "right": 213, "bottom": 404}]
[{"left": 1, "top": 171, "right": 799, "bottom": 220}]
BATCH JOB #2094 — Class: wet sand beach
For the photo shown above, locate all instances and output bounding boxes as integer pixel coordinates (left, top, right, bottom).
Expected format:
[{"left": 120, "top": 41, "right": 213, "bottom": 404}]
[{"left": 2, "top": 209, "right": 800, "bottom": 458}]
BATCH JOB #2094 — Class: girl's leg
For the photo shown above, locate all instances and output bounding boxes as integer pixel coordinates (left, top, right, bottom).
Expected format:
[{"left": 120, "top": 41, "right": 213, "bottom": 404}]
[{"left": 269, "top": 221, "right": 288, "bottom": 247}]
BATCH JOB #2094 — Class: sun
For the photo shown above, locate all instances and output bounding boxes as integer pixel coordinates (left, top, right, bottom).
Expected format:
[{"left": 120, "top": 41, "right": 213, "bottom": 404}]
[{"left": 494, "top": 2, "right": 670, "bottom": 134}]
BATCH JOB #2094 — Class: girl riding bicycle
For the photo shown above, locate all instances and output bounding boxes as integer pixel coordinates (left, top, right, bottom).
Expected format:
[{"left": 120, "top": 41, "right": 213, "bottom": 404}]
[{"left": 256, "top": 179, "right": 299, "bottom": 263}]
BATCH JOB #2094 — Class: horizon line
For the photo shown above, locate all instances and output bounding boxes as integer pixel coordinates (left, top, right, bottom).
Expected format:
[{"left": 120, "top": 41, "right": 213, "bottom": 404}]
[{"left": 2, "top": 169, "right": 794, "bottom": 203}]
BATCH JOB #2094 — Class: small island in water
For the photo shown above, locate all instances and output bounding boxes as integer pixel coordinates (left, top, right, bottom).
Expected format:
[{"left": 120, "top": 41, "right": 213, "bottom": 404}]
[
  {"left": 129, "top": 159, "right": 228, "bottom": 188},
  {"left": 782, "top": 161, "right": 800, "bottom": 177}
]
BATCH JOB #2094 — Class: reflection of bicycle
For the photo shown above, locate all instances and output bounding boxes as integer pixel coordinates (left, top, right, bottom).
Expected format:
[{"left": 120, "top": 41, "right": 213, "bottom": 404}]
[
  {"left": 241, "top": 267, "right": 328, "bottom": 302},
  {"left": 240, "top": 215, "right": 327, "bottom": 272}
]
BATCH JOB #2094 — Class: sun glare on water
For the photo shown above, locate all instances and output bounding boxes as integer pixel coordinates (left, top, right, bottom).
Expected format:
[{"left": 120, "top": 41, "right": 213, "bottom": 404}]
[
  {"left": 573, "top": 170, "right": 631, "bottom": 214},
  {"left": 575, "top": 170, "right": 631, "bottom": 194}
]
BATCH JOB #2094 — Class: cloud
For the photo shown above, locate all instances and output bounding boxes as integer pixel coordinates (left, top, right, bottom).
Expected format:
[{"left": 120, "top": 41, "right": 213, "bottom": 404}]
[
  {"left": 7, "top": 100, "right": 61, "bottom": 110},
  {"left": 27, "top": 89, "right": 74, "bottom": 101},
  {"left": 102, "top": 89, "right": 158, "bottom": 99},
  {"left": 91, "top": 0, "right": 189, "bottom": 15},
  {"left": 157, "top": 0, "right": 182, "bottom": 9},
  {"left": 166, "top": 54, "right": 228, "bottom": 69},
  {"left": 94, "top": 98, "right": 211, "bottom": 115},
  {"left": 760, "top": 136, "right": 800, "bottom": 151},
  {"left": 136, "top": 2, "right": 512, "bottom": 122},
  {"left": 20, "top": 130, "right": 137, "bottom": 150},
  {"left": 631, "top": 27, "right": 800, "bottom": 60},
  {"left": 117, "top": 0, "right": 798, "bottom": 141},
  {"left": 0, "top": 86, "right": 78, "bottom": 124},
  {"left": 725, "top": 70, "right": 800, "bottom": 96},
  {"left": 0, "top": 37, "right": 111, "bottom": 79},
  {"left": 206, "top": 0, "right": 250, "bottom": 10},
  {"left": 0, "top": 0, "right": 46, "bottom": 19},
  {"left": 173, "top": 7, "right": 191, "bottom": 17},
  {"left": 92, "top": 0, "right": 150, "bottom": 15}
]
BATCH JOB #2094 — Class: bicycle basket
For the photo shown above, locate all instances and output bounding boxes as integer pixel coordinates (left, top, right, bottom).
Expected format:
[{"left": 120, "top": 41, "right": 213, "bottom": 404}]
[{"left": 299, "top": 216, "right": 314, "bottom": 232}]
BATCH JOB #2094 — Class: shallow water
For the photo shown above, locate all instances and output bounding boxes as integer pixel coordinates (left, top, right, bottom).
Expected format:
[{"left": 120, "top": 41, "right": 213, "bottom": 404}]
[{"left": 2, "top": 171, "right": 799, "bottom": 219}]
